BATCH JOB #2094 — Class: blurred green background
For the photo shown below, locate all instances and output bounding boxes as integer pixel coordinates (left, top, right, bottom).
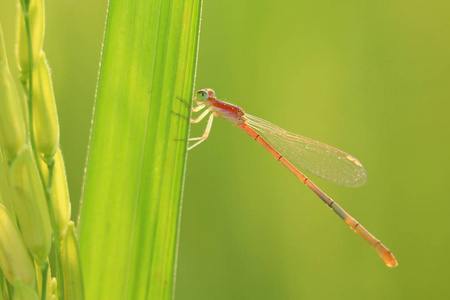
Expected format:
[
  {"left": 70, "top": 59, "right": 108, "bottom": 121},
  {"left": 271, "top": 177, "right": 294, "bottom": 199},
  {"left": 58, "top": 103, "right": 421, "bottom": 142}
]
[{"left": 2, "top": 0, "right": 450, "bottom": 299}]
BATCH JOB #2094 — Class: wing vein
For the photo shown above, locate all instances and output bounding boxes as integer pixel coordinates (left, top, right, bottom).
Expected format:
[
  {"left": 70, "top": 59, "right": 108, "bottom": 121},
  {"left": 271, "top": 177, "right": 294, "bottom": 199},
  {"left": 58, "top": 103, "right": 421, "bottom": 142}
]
[{"left": 245, "top": 114, "right": 367, "bottom": 187}]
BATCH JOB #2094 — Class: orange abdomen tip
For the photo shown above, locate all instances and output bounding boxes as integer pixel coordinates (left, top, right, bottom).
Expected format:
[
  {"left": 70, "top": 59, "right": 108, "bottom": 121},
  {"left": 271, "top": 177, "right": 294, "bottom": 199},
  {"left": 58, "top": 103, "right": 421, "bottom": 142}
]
[
  {"left": 375, "top": 244, "right": 398, "bottom": 268},
  {"left": 384, "top": 253, "right": 398, "bottom": 268}
]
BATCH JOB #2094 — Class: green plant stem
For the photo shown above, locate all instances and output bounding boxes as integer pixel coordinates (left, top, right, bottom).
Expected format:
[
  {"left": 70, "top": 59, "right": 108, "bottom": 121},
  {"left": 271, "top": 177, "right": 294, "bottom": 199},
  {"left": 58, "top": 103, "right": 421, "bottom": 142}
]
[
  {"left": 6, "top": 279, "right": 13, "bottom": 299},
  {"left": 40, "top": 260, "right": 48, "bottom": 300},
  {"left": 21, "top": 6, "right": 65, "bottom": 300},
  {"left": 46, "top": 158, "right": 55, "bottom": 188}
]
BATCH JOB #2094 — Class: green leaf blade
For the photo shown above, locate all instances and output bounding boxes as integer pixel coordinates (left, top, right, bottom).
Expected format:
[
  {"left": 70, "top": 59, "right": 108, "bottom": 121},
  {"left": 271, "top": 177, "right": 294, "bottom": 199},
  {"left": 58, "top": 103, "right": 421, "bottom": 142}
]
[{"left": 78, "top": 0, "right": 201, "bottom": 299}]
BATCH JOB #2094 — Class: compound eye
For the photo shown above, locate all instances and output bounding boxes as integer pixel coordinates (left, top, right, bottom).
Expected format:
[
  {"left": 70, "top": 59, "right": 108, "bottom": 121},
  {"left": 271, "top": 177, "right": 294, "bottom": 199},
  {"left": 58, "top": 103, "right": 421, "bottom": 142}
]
[{"left": 196, "top": 89, "right": 208, "bottom": 101}]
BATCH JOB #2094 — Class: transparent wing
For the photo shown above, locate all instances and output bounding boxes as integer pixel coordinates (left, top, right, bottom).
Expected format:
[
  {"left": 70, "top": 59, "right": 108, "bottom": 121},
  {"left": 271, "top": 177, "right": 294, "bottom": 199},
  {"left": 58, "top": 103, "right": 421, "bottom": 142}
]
[{"left": 246, "top": 114, "right": 367, "bottom": 187}]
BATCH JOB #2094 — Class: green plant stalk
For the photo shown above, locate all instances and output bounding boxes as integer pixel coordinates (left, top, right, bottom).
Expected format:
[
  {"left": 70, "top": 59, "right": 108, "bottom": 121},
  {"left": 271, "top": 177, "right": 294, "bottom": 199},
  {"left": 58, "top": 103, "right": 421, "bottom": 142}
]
[
  {"left": 6, "top": 279, "right": 13, "bottom": 299},
  {"left": 40, "top": 261, "right": 48, "bottom": 300},
  {"left": 19, "top": 3, "right": 65, "bottom": 299},
  {"left": 46, "top": 158, "right": 54, "bottom": 189}
]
